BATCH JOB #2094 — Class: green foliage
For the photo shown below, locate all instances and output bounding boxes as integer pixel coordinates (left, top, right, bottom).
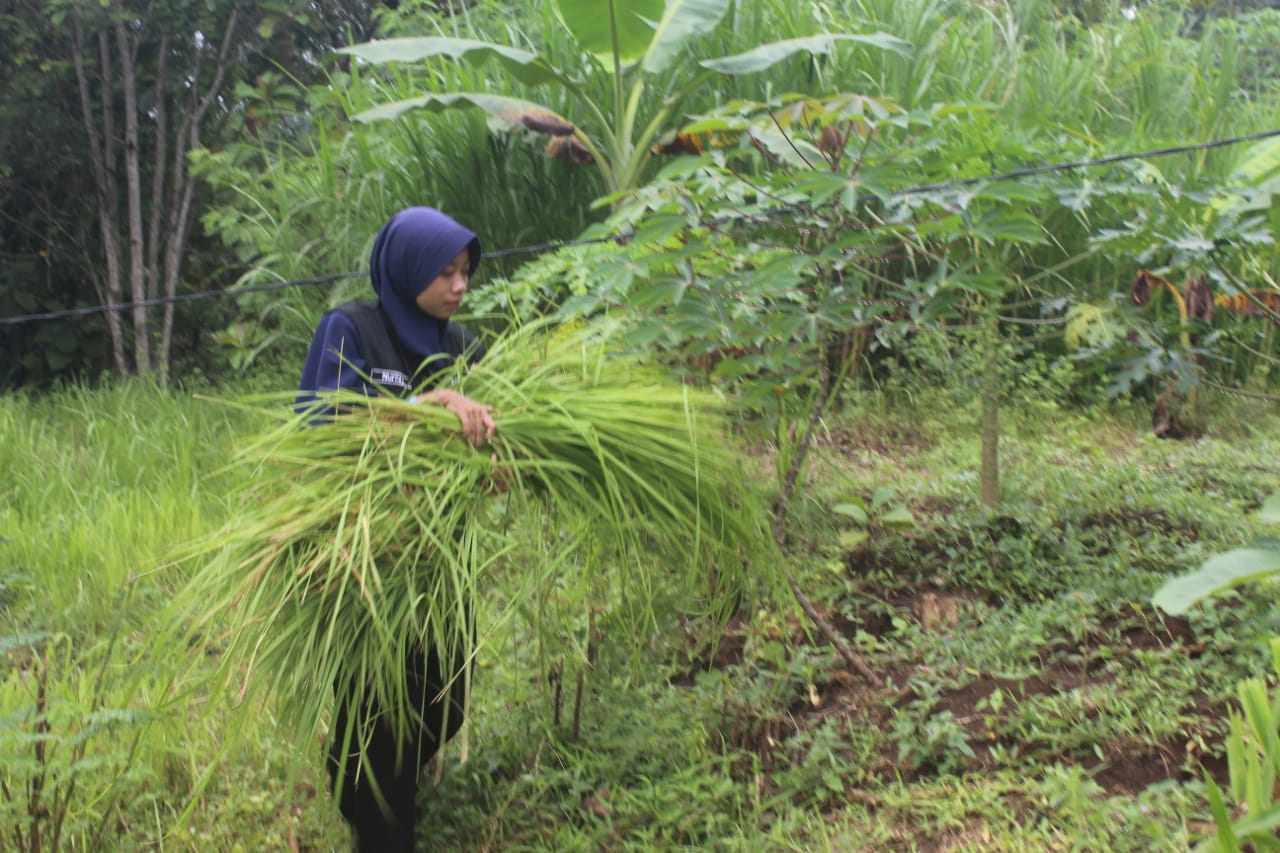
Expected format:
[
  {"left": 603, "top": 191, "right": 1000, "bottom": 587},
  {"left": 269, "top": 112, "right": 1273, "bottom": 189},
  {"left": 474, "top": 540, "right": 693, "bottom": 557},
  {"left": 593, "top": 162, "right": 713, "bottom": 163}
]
[
  {"left": 0, "top": 381, "right": 250, "bottom": 630},
  {"left": 1, "top": 375, "right": 1277, "bottom": 849},
  {"left": 194, "top": 0, "right": 1280, "bottom": 403},
  {"left": 1151, "top": 490, "right": 1280, "bottom": 850},
  {"left": 11, "top": 0, "right": 1280, "bottom": 845},
  {"left": 831, "top": 486, "right": 916, "bottom": 551},
  {"left": 0, "top": 0, "right": 378, "bottom": 381},
  {"left": 534, "top": 91, "right": 1097, "bottom": 420},
  {"left": 340, "top": 0, "right": 909, "bottom": 197},
  {"left": 195, "top": 60, "right": 603, "bottom": 362},
  {"left": 0, "top": 631, "right": 164, "bottom": 852}
]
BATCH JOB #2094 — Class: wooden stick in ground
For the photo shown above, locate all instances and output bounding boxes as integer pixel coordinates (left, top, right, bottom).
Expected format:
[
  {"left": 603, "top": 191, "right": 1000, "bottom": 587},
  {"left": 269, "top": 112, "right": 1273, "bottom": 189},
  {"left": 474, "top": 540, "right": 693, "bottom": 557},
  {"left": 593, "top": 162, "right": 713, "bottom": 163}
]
[{"left": 770, "top": 363, "right": 880, "bottom": 685}]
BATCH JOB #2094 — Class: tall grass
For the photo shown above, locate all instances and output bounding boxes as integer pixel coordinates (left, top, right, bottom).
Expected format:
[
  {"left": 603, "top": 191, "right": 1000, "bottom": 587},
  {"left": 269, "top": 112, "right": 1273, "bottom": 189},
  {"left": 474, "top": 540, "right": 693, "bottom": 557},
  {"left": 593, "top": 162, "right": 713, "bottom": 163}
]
[
  {"left": 0, "top": 380, "right": 322, "bottom": 849},
  {"left": 0, "top": 381, "right": 254, "bottom": 631}
]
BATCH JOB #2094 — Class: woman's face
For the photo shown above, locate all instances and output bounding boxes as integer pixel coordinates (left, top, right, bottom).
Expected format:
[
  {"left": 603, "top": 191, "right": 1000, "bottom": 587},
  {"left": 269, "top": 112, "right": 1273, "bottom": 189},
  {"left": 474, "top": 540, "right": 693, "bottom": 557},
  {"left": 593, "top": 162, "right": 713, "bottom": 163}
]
[{"left": 414, "top": 248, "right": 471, "bottom": 319}]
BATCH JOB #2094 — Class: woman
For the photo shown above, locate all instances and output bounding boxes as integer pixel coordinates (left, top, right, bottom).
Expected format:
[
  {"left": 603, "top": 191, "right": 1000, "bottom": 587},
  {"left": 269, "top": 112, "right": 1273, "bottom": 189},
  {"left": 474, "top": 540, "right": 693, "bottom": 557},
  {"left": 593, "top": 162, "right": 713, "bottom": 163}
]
[{"left": 296, "top": 206, "right": 494, "bottom": 851}]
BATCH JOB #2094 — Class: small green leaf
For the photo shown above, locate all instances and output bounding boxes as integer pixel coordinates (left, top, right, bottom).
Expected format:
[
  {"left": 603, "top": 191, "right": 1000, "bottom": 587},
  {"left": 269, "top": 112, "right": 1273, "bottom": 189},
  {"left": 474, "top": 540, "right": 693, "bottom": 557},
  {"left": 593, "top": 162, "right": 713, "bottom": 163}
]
[
  {"left": 838, "top": 529, "right": 869, "bottom": 550},
  {"left": 831, "top": 502, "right": 868, "bottom": 524},
  {"left": 881, "top": 506, "right": 916, "bottom": 528}
]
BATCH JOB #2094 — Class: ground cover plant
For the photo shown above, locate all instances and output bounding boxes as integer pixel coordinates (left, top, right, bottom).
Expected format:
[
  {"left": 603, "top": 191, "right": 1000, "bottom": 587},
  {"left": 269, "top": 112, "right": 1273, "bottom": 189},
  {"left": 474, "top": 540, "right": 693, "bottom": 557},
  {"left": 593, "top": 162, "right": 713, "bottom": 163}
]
[{"left": 397, "top": 391, "right": 1280, "bottom": 852}]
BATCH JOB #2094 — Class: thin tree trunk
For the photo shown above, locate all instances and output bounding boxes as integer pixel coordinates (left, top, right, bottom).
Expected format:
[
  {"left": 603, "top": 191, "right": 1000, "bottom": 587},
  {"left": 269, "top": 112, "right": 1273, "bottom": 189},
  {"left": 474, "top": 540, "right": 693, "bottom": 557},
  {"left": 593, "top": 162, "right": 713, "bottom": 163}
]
[
  {"left": 980, "top": 386, "right": 1000, "bottom": 508},
  {"left": 69, "top": 3, "right": 245, "bottom": 378},
  {"left": 114, "top": 10, "right": 150, "bottom": 373},
  {"left": 146, "top": 32, "right": 170, "bottom": 373},
  {"left": 158, "top": 6, "right": 241, "bottom": 374},
  {"left": 71, "top": 17, "right": 128, "bottom": 375}
]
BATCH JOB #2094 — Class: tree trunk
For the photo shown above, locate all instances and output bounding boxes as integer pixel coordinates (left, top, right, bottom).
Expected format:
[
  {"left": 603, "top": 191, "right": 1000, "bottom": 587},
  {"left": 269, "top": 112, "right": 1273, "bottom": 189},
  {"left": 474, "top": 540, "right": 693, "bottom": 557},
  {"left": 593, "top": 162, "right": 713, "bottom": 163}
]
[
  {"left": 72, "top": 18, "right": 128, "bottom": 375},
  {"left": 147, "top": 33, "right": 171, "bottom": 377},
  {"left": 159, "top": 7, "right": 240, "bottom": 374},
  {"left": 980, "top": 384, "right": 1000, "bottom": 509},
  {"left": 114, "top": 11, "right": 150, "bottom": 374}
]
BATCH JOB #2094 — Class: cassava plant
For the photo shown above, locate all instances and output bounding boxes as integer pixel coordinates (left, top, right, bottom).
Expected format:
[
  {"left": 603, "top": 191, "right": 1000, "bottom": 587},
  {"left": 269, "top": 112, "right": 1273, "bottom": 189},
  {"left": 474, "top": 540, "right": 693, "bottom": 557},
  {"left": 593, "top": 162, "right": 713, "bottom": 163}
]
[
  {"left": 166, "top": 319, "right": 773, "bottom": 776},
  {"left": 559, "top": 90, "right": 1097, "bottom": 515}
]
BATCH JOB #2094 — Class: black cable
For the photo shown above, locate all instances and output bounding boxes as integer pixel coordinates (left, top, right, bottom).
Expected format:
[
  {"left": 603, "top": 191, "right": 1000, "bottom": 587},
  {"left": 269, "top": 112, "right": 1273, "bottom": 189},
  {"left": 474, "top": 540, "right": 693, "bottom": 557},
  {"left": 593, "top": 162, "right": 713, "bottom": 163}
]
[
  {"left": 0, "top": 271, "right": 364, "bottom": 325},
  {"left": 897, "top": 127, "right": 1280, "bottom": 195},
  {"left": 3, "top": 128, "right": 1277, "bottom": 327}
]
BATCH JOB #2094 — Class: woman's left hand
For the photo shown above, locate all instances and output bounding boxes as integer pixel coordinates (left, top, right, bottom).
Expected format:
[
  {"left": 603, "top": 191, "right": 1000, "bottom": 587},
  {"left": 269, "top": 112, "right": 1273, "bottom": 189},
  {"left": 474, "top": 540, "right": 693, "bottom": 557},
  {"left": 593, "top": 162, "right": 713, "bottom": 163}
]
[{"left": 420, "top": 388, "right": 496, "bottom": 449}]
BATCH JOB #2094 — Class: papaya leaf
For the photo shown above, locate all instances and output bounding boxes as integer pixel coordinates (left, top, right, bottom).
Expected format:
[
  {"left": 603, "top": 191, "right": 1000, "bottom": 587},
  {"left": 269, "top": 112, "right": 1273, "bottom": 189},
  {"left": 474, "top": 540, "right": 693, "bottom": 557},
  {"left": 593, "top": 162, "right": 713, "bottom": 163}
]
[
  {"left": 1152, "top": 546, "right": 1280, "bottom": 615},
  {"left": 699, "top": 33, "right": 912, "bottom": 75},
  {"left": 1064, "top": 303, "right": 1123, "bottom": 350}
]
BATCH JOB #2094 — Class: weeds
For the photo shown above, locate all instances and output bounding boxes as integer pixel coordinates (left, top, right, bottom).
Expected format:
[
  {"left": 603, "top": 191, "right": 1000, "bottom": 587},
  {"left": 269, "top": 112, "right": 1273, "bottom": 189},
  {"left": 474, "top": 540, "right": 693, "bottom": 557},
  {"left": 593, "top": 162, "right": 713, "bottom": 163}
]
[{"left": 0, "top": 632, "right": 159, "bottom": 852}]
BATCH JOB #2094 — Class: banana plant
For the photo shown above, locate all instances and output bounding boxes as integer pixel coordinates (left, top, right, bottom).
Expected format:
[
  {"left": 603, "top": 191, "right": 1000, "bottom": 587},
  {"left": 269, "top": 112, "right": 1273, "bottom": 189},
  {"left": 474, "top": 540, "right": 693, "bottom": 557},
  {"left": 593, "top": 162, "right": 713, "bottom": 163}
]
[{"left": 338, "top": 0, "right": 910, "bottom": 199}]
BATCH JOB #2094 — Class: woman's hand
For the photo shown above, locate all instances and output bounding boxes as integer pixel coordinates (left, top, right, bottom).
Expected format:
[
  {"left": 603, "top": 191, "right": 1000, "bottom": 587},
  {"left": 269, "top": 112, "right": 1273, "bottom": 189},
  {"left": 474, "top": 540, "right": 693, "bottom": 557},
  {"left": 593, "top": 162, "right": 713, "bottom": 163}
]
[{"left": 420, "top": 388, "right": 496, "bottom": 449}]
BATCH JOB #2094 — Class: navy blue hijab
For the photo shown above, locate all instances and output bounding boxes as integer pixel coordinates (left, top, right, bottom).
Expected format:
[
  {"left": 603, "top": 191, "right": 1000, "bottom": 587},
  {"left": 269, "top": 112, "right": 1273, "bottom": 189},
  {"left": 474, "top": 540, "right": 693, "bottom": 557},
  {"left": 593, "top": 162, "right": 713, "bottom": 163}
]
[{"left": 371, "top": 207, "right": 482, "bottom": 362}]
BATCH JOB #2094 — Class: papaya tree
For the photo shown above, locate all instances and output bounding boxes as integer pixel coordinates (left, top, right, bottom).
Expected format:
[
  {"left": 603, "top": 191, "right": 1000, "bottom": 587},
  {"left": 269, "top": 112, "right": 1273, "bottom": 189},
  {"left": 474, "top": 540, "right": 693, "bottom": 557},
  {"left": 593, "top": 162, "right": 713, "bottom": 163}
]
[{"left": 338, "top": 0, "right": 911, "bottom": 199}]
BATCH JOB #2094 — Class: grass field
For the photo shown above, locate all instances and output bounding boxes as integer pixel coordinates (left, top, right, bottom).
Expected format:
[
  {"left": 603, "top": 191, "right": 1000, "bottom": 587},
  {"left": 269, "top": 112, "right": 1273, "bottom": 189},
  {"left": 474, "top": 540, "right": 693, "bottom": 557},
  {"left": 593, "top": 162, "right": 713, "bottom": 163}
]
[{"left": 2, "top": 380, "right": 1277, "bottom": 851}]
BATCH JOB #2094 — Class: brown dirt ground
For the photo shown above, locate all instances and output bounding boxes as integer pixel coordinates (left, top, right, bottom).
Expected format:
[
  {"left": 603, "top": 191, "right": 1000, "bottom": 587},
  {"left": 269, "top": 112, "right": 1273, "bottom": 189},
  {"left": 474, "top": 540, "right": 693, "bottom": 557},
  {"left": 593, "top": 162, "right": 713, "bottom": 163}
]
[{"left": 686, "top": 523, "right": 1229, "bottom": 807}]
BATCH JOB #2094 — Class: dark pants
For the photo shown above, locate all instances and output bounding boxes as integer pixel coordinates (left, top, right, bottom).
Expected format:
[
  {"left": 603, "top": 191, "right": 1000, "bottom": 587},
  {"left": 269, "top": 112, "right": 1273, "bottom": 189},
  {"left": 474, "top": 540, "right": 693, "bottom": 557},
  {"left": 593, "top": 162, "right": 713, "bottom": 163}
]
[{"left": 327, "top": 645, "right": 467, "bottom": 853}]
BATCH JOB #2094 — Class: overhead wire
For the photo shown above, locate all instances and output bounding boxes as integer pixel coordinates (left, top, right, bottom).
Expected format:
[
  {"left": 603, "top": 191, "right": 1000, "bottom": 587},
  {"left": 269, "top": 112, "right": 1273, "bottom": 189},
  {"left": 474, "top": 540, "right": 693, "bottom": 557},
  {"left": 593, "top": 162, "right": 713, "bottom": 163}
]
[{"left": 2, "top": 127, "right": 1279, "bottom": 328}]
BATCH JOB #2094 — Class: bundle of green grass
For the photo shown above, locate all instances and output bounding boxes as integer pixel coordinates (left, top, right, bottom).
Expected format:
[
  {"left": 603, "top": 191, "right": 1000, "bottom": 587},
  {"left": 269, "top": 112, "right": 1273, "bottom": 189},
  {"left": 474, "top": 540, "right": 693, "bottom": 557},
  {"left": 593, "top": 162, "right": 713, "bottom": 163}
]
[{"left": 175, "top": 320, "right": 770, "bottom": 748}]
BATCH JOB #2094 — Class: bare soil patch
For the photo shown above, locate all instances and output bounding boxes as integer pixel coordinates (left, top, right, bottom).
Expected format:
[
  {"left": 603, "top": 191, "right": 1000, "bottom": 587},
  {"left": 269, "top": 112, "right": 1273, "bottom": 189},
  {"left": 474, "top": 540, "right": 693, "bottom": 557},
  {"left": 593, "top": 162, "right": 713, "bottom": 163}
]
[{"left": 738, "top": 584, "right": 1226, "bottom": 795}]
